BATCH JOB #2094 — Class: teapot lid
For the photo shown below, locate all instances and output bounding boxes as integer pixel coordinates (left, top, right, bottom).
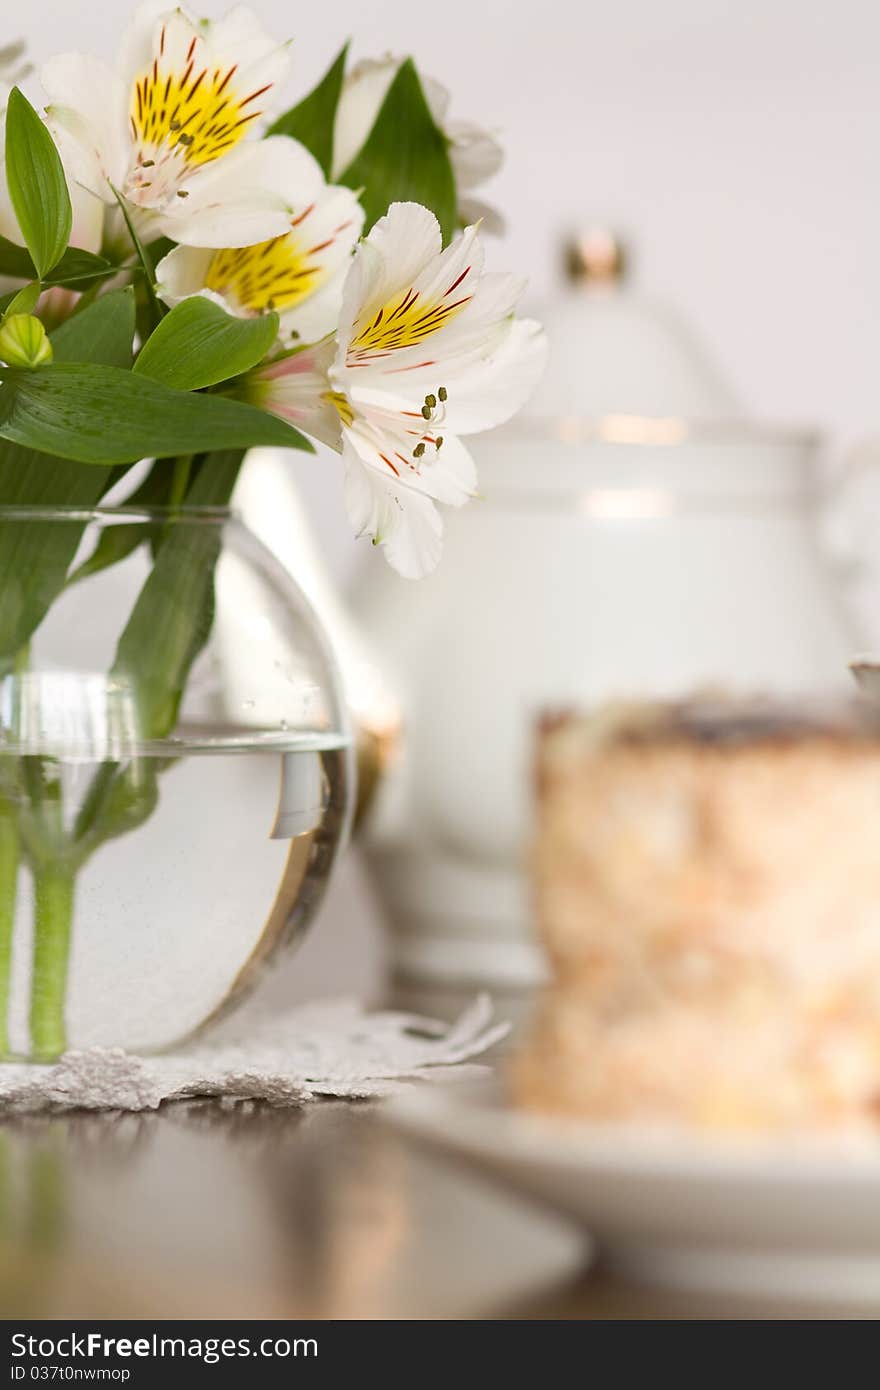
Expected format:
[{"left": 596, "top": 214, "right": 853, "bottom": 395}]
[{"left": 525, "top": 229, "right": 742, "bottom": 422}]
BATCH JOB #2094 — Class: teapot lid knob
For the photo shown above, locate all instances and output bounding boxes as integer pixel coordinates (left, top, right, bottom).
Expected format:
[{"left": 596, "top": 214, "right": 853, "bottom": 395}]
[{"left": 565, "top": 229, "right": 627, "bottom": 284}]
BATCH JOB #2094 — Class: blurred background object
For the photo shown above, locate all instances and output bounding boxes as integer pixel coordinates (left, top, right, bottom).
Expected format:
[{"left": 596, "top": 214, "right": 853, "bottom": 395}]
[
  {"left": 352, "top": 240, "right": 858, "bottom": 986},
  {"left": 235, "top": 451, "right": 402, "bottom": 830},
  {"left": 533, "top": 228, "right": 739, "bottom": 419}
]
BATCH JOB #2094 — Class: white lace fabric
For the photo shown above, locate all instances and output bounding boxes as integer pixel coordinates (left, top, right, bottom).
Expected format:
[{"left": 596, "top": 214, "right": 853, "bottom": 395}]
[{"left": 0, "top": 996, "right": 507, "bottom": 1113}]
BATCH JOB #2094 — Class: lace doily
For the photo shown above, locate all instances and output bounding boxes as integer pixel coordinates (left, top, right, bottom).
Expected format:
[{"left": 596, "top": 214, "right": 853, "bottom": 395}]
[{"left": 0, "top": 995, "right": 508, "bottom": 1113}]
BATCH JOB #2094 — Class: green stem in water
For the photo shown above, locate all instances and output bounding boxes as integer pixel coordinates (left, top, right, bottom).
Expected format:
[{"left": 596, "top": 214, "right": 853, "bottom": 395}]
[
  {"left": 29, "top": 863, "right": 75, "bottom": 1061},
  {"left": 0, "top": 808, "right": 19, "bottom": 1058},
  {"left": 169, "top": 455, "right": 193, "bottom": 509}
]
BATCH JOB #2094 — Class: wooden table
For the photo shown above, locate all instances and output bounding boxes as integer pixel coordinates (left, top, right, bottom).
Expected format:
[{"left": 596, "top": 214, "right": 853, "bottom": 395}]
[
  {"left": 1, "top": 1091, "right": 858, "bottom": 1321},
  {"left": 0, "top": 866, "right": 859, "bottom": 1321}
]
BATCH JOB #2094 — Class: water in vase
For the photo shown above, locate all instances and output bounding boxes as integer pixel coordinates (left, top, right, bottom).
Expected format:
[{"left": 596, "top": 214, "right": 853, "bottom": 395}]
[{"left": 0, "top": 737, "right": 352, "bottom": 1058}]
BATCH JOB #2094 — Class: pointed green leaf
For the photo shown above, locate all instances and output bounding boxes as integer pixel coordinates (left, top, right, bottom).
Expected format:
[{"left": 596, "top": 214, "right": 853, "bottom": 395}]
[
  {"left": 4, "top": 88, "right": 72, "bottom": 278},
  {"left": 51, "top": 288, "right": 136, "bottom": 369},
  {"left": 0, "top": 237, "right": 117, "bottom": 289},
  {"left": 0, "top": 362, "right": 312, "bottom": 464},
  {"left": 0, "top": 238, "right": 36, "bottom": 280},
  {"left": 134, "top": 297, "right": 279, "bottom": 390},
  {"left": 112, "top": 451, "right": 244, "bottom": 738},
  {"left": 267, "top": 42, "right": 349, "bottom": 176},
  {"left": 61, "top": 448, "right": 245, "bottom": 865},
  {"left": 0, "top": 292, "right": 140, "bottom": 661},
  {"left": 338, "top": 58, "right": 456, "bottom": 243},
  {"left": 2, "top": 283, "right": 41, "bottom": 318}
]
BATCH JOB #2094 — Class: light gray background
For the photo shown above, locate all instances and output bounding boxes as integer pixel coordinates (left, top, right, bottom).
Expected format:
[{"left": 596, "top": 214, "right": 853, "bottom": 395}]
[{"left": 14, "top": 0, "right": 880, "bottom": 999}]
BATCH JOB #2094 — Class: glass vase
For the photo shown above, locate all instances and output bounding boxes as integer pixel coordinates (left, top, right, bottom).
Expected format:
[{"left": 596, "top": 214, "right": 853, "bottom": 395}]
[{"left": 0, "top": 504, "right": 353, "bottom": 1061}]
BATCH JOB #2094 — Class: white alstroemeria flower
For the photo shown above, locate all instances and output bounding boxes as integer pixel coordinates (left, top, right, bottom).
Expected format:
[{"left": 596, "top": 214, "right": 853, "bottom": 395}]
[
  {"left": 40, "top": 3, "right": 304, "bottom": 248},
  {"left": 245, "top": 202, "right": 546, "bottom": 578},
  {"left": 155, "top": 170, "right": 363, "bottom": 344},
  {"left": 332, "top": 56, "right": 504, "bottom": 232}
]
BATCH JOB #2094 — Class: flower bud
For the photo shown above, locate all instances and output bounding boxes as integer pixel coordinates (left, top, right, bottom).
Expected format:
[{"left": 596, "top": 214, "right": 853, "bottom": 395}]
[{"left": 0, "top": 314, "right": 53, "bottom": 368}]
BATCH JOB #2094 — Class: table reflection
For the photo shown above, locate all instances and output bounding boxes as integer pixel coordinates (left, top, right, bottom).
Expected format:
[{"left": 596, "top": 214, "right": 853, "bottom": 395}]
[{"left": 0, "top": 1098, "right": 582, "bottom": 1320}]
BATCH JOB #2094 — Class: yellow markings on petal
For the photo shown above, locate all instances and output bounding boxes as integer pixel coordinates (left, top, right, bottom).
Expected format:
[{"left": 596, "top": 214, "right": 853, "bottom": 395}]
[
  {"left": 324, "top": 391, "right": 355, "bottom": 428},
  {"left": 348, "top": 266, "right": 474, "bottom": 364},
  {"left": 204, "top": 205, "right": 358, "bottom": 317},
  {"left": 205, "top": 231, "right": 324, "bottom": 315},
  {"left": 130, "top": 29, "right": 272, "bottom": 169}
]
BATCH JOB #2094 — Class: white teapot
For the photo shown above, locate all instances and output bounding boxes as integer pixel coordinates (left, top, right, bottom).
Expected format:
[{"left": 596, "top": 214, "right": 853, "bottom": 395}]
[{"left": 346, "top": 234, "right": 862, "bottom": 987}]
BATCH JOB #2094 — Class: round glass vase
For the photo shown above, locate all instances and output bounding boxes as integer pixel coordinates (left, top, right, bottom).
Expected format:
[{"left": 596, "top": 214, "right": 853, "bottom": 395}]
[{"left": 0, "top": 505, "right": 353, "bottom": 1062}]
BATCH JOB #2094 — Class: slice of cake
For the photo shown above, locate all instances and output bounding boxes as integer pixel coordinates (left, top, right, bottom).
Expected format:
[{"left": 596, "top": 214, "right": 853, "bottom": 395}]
[{"left": 511, "top": 698, "right": 880, "bottom": 1131}]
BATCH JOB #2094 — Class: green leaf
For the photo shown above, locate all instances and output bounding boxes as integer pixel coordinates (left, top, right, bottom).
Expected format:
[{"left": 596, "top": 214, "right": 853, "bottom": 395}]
[
  {"left": 66, "top": 461, "right": 174, "bottom": 585},
  {"left": 134, "top": 297, "right": 279, "bottom": 390},
  {"left": 0, "top": 237, "right": 118, "bottom": 290},
  {"left": 3, "top": 283, "right": 41, "bottom": 318},
  {"left": 44, "top": 248, "right": 119, "bottom": 290},
  {"left": 51, "top": 288, "right": 135, "bottom": 369},
  {"left": 111, "top": 451, "right": 244, "bottom": 739},
  {"left": 62, "top": 449, "right": 244, "bottom": 866},
  {"left": 69, "top": 757, "right": 160, "bottom": 862},
  {"left": 0, "top": 294, "right": 139, "bottom": 661},
  {"left": 4, "top": 88, "right": 72, "bottom": 278},
  {"left": 338, "top": 58, "right": 456, "bottom": 243},
  {"left": 267, "top": 42, "right": 348, "bottom": 177},
  {"left": 0, "top": 362, "right": 312, "bottom": 464}
]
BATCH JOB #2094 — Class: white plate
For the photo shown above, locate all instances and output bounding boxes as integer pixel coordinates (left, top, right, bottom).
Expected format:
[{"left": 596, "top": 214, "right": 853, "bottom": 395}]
[{"left": 384, "top": 1082, "right": 880, "bottom": 1306}]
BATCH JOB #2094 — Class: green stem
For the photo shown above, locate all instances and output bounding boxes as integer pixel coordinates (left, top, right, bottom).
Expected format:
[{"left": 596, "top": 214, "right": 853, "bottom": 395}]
[
  {"left": 29, "top": 863, "right": 75, "bottom": 1061},
  {"left": 169, "top": 455, "right": 193, "bottom": 509},
  {"left": 109, "top": 184, "right": 163, "bottom": 330},
  {"left": 0, "top": 808, "right": 19, "bottom": 1058}
]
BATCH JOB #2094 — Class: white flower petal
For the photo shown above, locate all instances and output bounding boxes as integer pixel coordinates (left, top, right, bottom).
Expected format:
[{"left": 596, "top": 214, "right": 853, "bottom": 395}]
[
  {"left": 117, "top": 0, "right": 176, "bottom": 86},
  {"left": 332, "top": 56, "right": 399, "bottom": 179},
  {"left": 69, "top": 182, "right": 105, "bottom": 254},
  {"left": 42, "top": 53, "right": 129, "bottom": 201},
  {"left": 336, "top": 201, "right": 442, "bottom": 355},
  {"left": 197, "top": 4, "right": 292, "bottom": 87},
  {"left": 287, "top": 181, "right": 364, "bottom": 270},
  {"left": 335, "top": 248, "right": 528, "bottom": 394},
  {"left": 156, "top": 195, "right": 291, "bottom": 248},
  {"left": 420, "top": 74, "right": 451, "bottom": 128},
  {"left": 389, "top": 269, "right": 527, "bottom": 374},
  {"left": 407, "top": 219, "right": 485, "bottom": 310},
  {"left": 275, "top": 183, "right": 363, "bottom": 339},
  {"left": 156, "top": 137, "right": 310, "bottom": 247},
  {"left": 344, "top": 317, "right": 546, "bottom": 437},
  {"left": 340, "top": 396, "right": 476, "bottom": 508},
  {"left": 154, "top": 245, "right": 215, "bottom": 305},
  {"left": 343, "top": 443, "right": 444, "bottom": 578},
  {"left": 458, "top": 196, "right": 506, "bottom": 236},
  {"left": 121, "top": 2, "right": 292, "bottom": 111},
  {"left": 446, "top": 119, "right": 503, "bottom": 190},
  {"left": 277, "top": 272, "right": 348, "bottom": 345},
  {"left": 0, "top": 109, "right": 18, "bottom": 243},
  {"left": 431, "top": 318, "right": 548, "bottom": 434},
  {"left": 234, "top": 133, "right": 326, "bottom": 207},
  {"left": 410, "top": 433, "right": 477, "bottom": 507},
  {"left": 252, "top": 340, "right": 342, "bottom": 452}
]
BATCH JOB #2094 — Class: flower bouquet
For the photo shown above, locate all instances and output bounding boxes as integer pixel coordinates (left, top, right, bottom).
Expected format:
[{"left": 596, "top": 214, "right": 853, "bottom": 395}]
[{"left": 0, "top": 4, "right": 545, "bottom": 1060}]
